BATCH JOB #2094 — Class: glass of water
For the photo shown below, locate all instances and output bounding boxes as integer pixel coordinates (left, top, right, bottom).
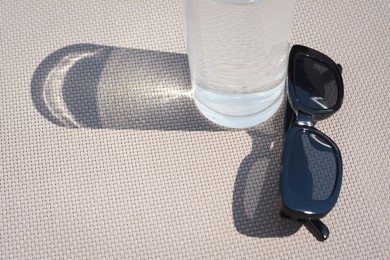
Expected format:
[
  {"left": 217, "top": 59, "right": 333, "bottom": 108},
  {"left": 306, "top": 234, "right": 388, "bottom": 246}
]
[{"left": 183, "top": 0, "right": 296, "bottom": 128}]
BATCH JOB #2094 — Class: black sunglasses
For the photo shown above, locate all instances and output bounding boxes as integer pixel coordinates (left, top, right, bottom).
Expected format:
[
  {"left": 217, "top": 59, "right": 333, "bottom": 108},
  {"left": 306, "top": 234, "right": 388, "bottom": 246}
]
[{"left": 280, "top": 45, "right": 344, "bottom": 241}]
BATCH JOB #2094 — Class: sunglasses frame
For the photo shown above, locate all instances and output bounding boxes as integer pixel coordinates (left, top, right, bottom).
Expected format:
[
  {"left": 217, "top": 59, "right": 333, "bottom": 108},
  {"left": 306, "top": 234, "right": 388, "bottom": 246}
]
[
  {"left": 287, "top": 45, "right": 344, "bottom": 122},
  {"left": 280, "top": 45, "right": 344, "bottom": 241}
]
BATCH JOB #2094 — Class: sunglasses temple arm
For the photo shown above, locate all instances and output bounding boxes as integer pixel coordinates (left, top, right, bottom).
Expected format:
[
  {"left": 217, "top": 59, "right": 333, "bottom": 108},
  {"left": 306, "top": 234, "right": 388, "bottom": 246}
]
[
  {"left": 307, "top": 219, "right": 330, "bottom": 241},
  {"left": 337, "top": 64, "right": 343, "bottom": 74},
  {"left": 283, "top": 100, "right": 295, "bottom": 135}
]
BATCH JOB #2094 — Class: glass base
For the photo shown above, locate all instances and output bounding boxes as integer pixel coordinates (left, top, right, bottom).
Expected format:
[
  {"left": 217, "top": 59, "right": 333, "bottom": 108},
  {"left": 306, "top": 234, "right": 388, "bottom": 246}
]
[{"left": 193, "top": 80, "right": 285, "bottom": 129}]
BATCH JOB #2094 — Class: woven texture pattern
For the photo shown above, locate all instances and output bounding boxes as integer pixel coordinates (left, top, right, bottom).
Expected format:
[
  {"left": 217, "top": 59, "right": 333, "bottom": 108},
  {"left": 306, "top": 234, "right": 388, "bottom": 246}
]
[{"left": 1, "top": 0, "right": 389, "bottom": 258}]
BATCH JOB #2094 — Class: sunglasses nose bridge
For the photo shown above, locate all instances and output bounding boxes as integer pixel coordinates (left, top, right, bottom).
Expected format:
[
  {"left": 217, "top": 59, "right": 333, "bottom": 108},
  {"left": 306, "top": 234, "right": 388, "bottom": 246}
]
[{"left": 295, "top": 113, "right": 316, "bottom": 127}]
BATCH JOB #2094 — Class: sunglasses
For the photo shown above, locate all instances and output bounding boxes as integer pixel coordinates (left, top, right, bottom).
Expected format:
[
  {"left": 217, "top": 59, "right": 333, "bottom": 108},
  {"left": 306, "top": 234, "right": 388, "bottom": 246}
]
[{"left": 280, "top": 45, "right": 344, "bottom": 241}]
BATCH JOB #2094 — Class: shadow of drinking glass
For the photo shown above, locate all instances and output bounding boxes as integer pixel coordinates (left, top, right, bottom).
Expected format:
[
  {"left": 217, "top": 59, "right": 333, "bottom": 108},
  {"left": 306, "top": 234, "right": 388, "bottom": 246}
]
[
  {"left": 31, "top": 44, "right": 220, "bottom": 131},
  {"left": 31, "top": 43, "right": 301, "bottom": 238}
]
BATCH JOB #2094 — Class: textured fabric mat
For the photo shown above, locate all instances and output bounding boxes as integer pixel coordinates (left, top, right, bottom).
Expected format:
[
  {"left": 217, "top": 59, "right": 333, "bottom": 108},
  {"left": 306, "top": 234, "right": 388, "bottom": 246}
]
[{"left": 1, "top": 0, "right": 389, "bottom": 258}]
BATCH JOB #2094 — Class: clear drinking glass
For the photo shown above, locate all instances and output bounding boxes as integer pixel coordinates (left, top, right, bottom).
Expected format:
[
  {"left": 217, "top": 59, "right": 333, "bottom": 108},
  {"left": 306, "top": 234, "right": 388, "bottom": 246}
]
[{"left": 183, "top": 0, "right": 296, "bottom": 128}]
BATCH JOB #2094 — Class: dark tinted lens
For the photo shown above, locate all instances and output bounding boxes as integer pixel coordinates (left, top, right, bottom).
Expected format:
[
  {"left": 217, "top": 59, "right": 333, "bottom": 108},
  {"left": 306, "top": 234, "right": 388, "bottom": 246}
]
[
  {"left": 294, "top": 56, "right": 338, "bottom": 110},
  {"left": 287, "top": 130, "right": 337, "bottom": 201}
]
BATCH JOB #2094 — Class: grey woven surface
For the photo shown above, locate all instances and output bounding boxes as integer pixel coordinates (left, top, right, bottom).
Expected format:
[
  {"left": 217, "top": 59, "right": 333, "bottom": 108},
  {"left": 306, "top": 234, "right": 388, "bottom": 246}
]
[{"left": 1, "top": 0, "right": 389, "bottom": 258}]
